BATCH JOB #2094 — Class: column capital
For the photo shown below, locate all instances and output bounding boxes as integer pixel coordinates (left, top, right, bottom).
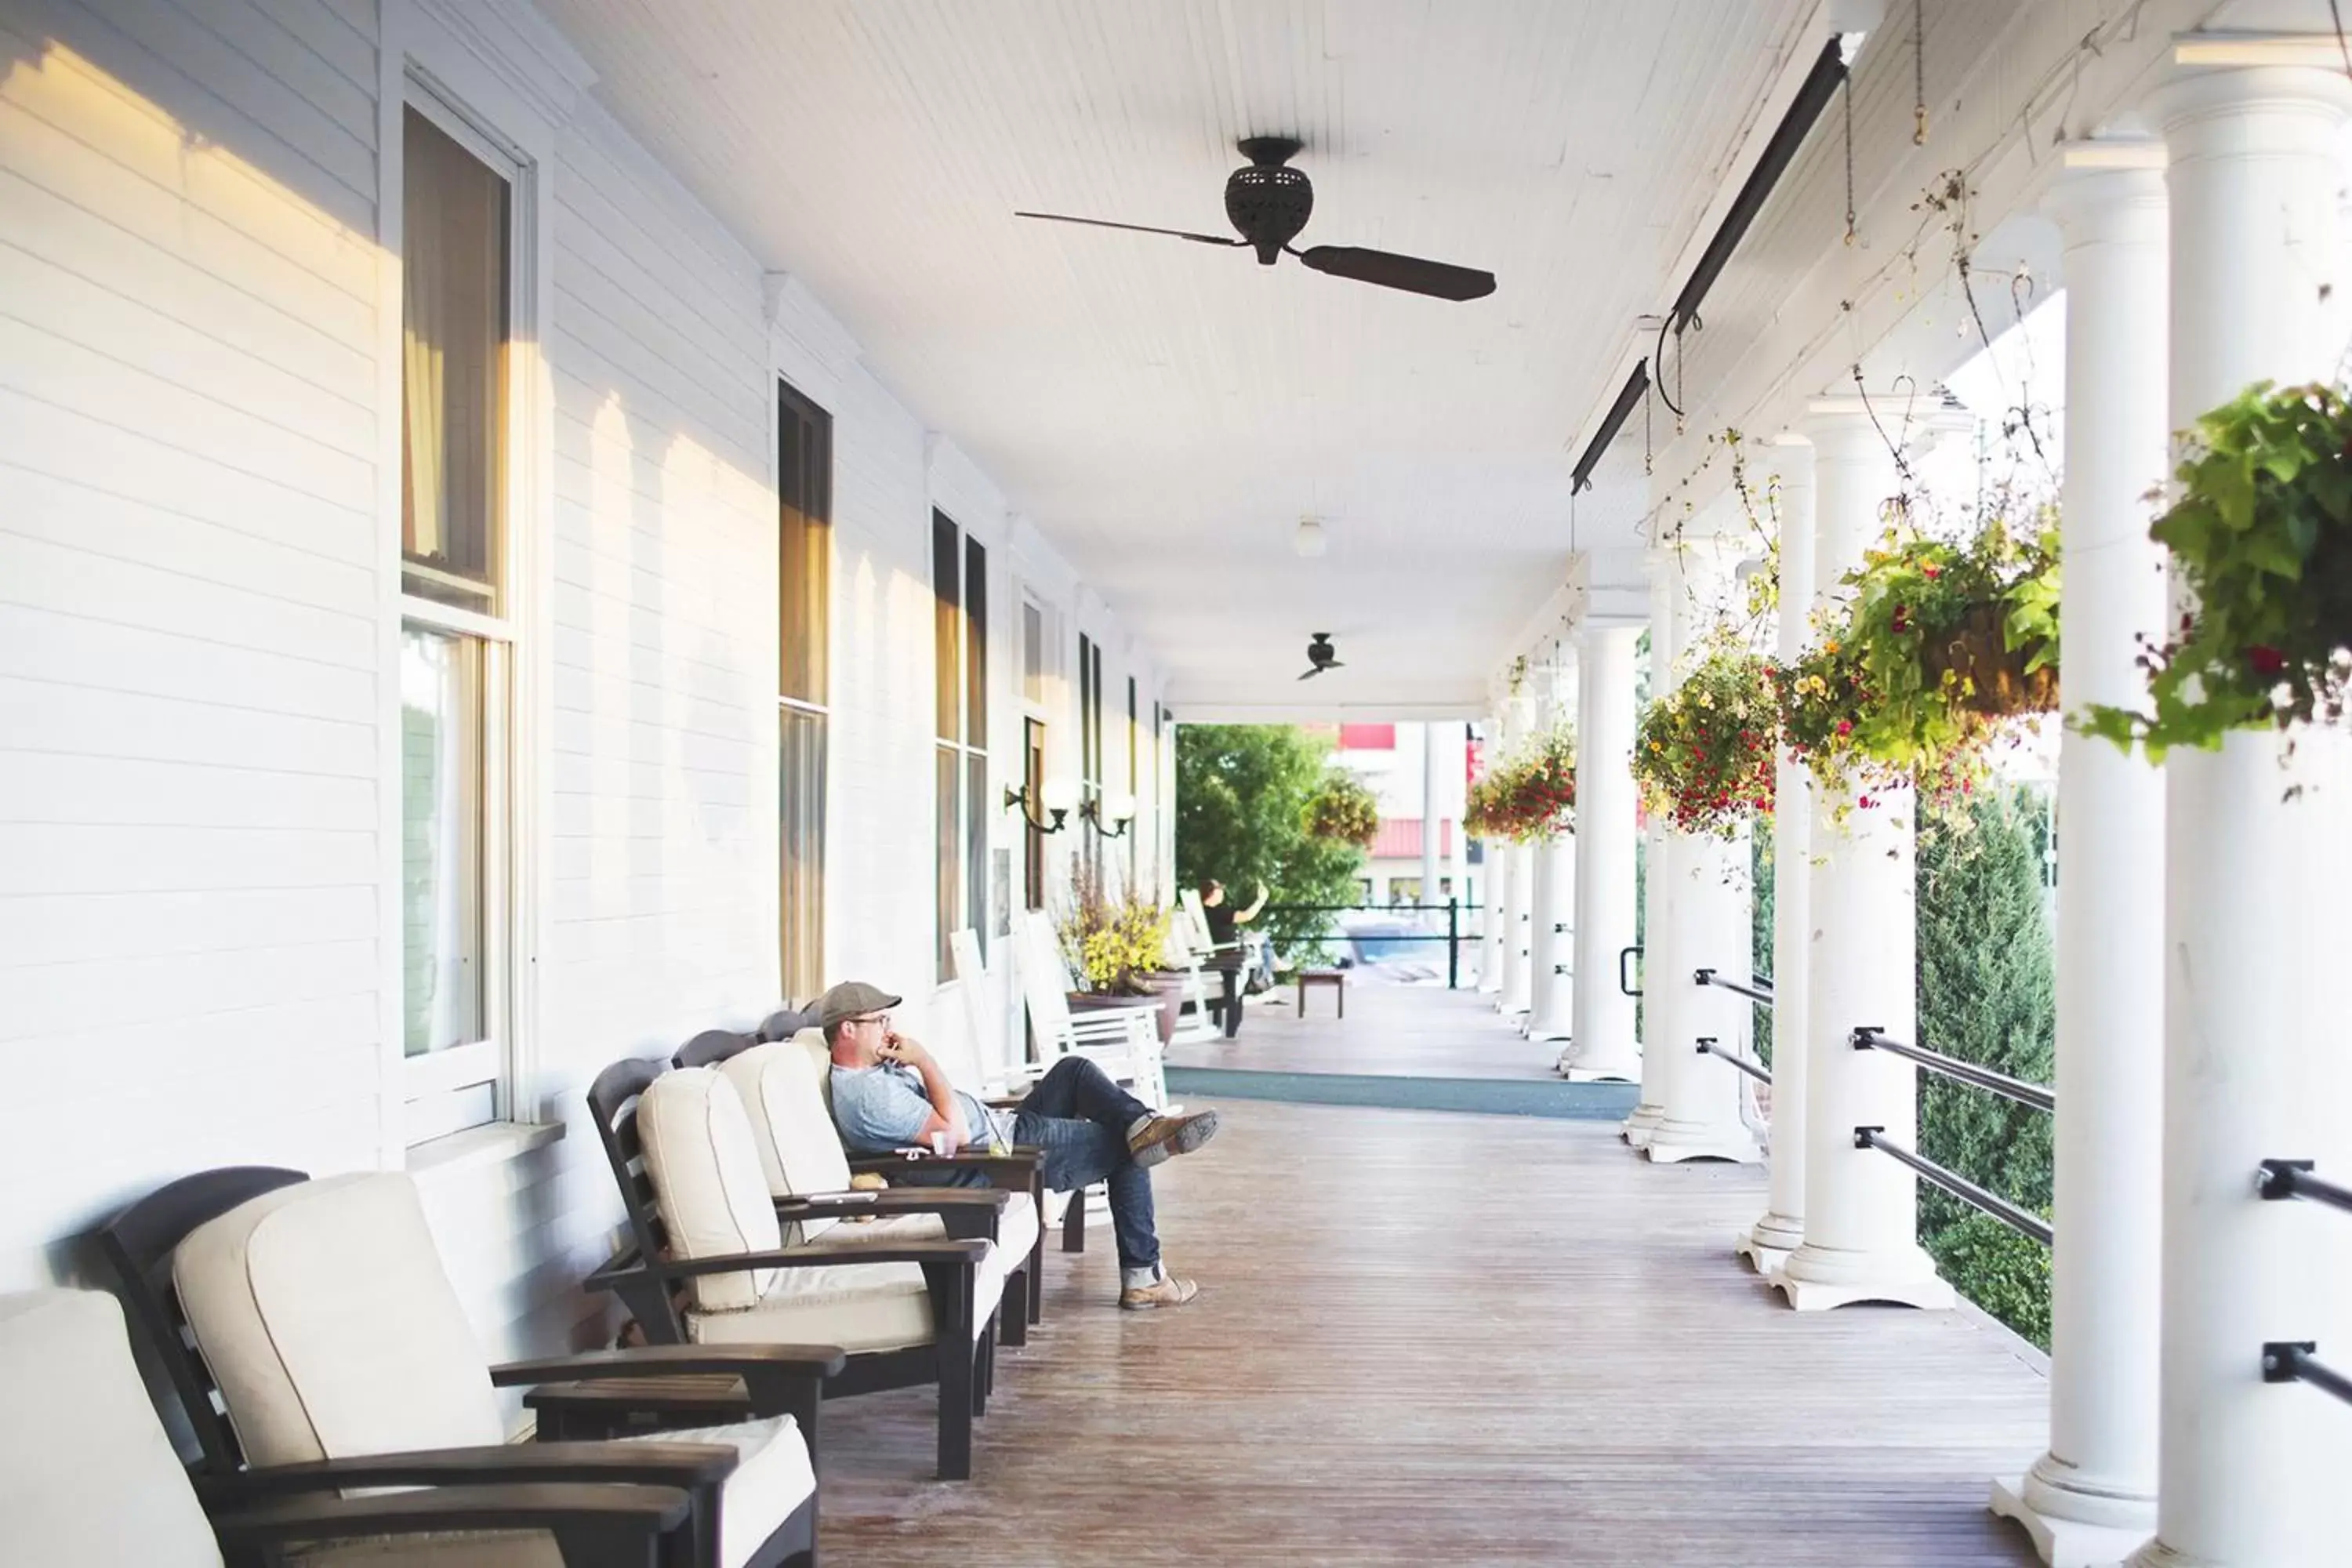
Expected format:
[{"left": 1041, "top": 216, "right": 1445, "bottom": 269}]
[
  {"left": 2044, "top": 148, "right": 2167, "bottom": 246},
  {"left": 2148, "top": 62, "right": 2352, "bottom": 156}
]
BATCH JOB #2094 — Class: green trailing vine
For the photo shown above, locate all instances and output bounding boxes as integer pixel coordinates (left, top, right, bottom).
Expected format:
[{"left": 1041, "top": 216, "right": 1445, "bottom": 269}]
[{"left": 2080, "top": 382, "right": 2352, "bottom": 758}]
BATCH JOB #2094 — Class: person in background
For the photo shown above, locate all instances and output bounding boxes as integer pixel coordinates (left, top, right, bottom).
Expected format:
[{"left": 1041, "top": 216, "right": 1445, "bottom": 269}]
[
  {"left": 818, "top": 980, "right": 1219, "bottom": 1310},
  {"left": 1199, "top": 880, "right": 1267, "bottom": 1039}
]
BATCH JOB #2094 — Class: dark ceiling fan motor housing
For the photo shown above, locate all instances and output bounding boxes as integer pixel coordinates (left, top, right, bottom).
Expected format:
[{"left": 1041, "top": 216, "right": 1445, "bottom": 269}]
[{"left": 1225, "top": 136, "right": 1312, "bottom": 263}]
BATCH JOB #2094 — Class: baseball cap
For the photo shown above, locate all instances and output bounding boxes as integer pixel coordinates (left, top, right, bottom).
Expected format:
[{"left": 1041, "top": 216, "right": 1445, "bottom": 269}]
[{"left": 815, "top": 979, "right": 903, "bottom": 1029}]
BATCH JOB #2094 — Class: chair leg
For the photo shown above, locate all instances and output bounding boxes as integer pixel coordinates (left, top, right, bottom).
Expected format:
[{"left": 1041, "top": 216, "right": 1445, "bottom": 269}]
[
  {"left": 1000, "top": 1271, "right": 1028, "bottom": 1346},
  {"left": 971, "top": 1323, "right": 993, "bottom": 1418},
  {"left": 1061, "top": 1185, "right": 1088, "bottom": 1253},
  {"left": 938, "top": 1340, "right": 975, "bottom": 1480}
]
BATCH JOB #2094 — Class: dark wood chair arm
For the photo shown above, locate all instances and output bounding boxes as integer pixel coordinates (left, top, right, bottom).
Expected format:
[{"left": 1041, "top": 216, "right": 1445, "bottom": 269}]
[
  {"left": 777, "top": 1188, "right": 1009, "bottom": 1219},
  {"left": 849, "top": 1148, "right": 1047, "bottom": 1189},
  {"left": 653, "top": 1238, "right": 989, "bottom": 1273},
  {"left": 209, "top": 1482, "right": 692, "bottom": 1565},
  {"left": 492, "top": 1342, "right": 851, "bottom": 1388},
  {"left": 194, "top": 1440, "right": 742, "bottom": 1502}
]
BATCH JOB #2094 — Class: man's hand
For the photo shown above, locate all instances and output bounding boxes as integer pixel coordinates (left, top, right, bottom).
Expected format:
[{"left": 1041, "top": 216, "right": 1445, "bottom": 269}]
[{"left": 879, "top": 1030, "right": 932, "bottom": 1068}]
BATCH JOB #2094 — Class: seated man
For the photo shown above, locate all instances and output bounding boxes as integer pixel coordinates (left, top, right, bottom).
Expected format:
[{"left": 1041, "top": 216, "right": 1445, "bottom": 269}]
[{"left": 816, "top": 979, "right": 1219, "bottom": 1311}]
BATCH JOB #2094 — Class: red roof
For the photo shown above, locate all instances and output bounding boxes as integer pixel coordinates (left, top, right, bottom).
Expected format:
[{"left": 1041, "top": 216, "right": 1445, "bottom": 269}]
[
  {"left": 1338, "top": 723, "right": 1396, "bottom": 751},
  {"left": 1370, "top": 817, "right": 1454, "bottom": 859}
]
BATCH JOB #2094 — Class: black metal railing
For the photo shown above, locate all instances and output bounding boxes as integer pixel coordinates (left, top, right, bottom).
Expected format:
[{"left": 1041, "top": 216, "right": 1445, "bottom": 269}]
[
  {"left": 1696, "top": 1036, "right": 1770, "bottom": 1084},
  {"left": 1854, "top": 1126, "right": 2054, "bottom": 1246},
  {"left": 1258, "top": 901, "right": 1486, "bottom": 989},
  {"left": 1852, "top": 1027, "right": 2055, "bottom": 1114},
  {"left": 1846, "top": 1025, "right": 2054, "bottom": 1247},
  {"left": 2257, "top": 1159, "right": 2352, "bottom": 1410},
  {"left": 1693, "top": 967, "right": 1774, "bottom": 1007}
]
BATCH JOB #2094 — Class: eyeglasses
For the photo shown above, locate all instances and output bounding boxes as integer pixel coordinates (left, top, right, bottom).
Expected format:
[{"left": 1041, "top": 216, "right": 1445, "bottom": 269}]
[{"left": 847, "top": 1012, "right": 892, "bottom": 1029}]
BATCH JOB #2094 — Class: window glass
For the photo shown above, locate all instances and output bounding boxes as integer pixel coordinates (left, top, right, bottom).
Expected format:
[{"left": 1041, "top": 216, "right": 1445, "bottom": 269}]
[
  {"left": 401, "top": 627, "right": 486, "bottom": 1057},
  {"left": 401, "top": 108, "right": 509, "bottom": 614}
]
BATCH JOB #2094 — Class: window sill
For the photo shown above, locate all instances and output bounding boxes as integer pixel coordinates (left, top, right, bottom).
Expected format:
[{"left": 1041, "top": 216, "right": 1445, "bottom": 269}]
[{"left": 406, "top": 1120, "right": 564, "bottom": 1177}]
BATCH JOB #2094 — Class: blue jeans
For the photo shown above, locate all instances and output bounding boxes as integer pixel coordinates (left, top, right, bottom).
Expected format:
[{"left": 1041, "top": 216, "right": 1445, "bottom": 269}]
[{"left": 1011, "top": 1056, "right": 1159, "bottom": 1272}]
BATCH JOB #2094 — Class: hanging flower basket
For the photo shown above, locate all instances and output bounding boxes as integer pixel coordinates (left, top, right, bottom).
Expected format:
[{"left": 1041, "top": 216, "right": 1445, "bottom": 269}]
[
  {"left": 1635, "top": 635, "right": 1777, "bottom": 837},
  {"left": 1465, "top": 724, "right": 1576, "bottom": 843},
  {"left": 1780, "top": 507, "right": 2060, "bottom": 799},
  {"left": 2082, "top": 381, "right": 2352, "bottom": 757},
  {"left": 1303, "top": 772, "right": 1381, "bottom": 848}
]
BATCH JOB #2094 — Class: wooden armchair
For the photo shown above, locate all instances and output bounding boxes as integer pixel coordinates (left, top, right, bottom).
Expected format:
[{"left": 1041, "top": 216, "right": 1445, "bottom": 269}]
[
  {"left": 578, "top": 1061, "right": 1009, "bottom": 1480},
  {"left": 96, "top": 1167, "right": 840, "bottom": 1568},
  {"left": 1, "top": 1287, "right": 706, "bottom": 1568}
]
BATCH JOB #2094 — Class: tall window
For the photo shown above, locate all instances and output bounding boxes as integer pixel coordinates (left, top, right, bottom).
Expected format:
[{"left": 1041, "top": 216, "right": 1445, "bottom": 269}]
[
  {"left": 1125, "top": 675, "right": 1139, "bottom": 891},
  {"left": 779, "top": 380, "right": 831, "bottom": 1004},
  {"left": 400, "top": 99, "right": 517, "bottom": 1142},
  {"left": 934, "top": 511, "right": 988, "bottom": 979},
  {"left": 1023, "top": 717, "right": 1047, "bottom": 911},
  {"left": 1077, "top": 633, "right": 1103, "bottom": 881}
]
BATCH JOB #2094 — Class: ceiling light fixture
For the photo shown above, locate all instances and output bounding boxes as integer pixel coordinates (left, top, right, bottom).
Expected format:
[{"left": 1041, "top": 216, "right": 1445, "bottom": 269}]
[{"left": 1294, "top": 517, "right": 1327, "bottom": 557}]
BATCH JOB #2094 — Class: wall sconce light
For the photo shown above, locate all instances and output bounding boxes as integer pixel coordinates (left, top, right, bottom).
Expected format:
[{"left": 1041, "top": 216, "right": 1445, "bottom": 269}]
[
  {"left": 1080, "top": 789, "right": 1138, "bottom": 839},
  {"left": 1004, "top": 776, "right": 1080, "bottom": 834}
]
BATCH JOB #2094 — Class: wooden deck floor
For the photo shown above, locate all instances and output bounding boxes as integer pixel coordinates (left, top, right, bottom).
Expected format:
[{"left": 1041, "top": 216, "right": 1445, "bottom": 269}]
[
  {"left": 1166, "top": 980, "right": 1564, "bottom": 1080},
  {"left": 818, "top": 1097, "right": 2045, "bottom": 1565}
]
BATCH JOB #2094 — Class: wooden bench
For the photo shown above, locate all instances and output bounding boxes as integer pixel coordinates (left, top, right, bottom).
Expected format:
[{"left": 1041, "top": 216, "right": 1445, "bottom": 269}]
[{"left": 1296, "top": 967, "right": 1345, "bottom": 1019}]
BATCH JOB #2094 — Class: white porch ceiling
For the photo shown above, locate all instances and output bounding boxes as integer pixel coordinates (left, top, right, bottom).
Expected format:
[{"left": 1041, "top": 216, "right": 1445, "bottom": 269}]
[{"left": 537, "top": 0, "right": 1822, "bottom": 712}]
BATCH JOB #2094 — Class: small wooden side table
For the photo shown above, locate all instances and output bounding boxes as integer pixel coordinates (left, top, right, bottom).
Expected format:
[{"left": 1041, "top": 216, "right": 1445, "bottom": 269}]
[{"left": 1297, "top": 967, "right": 1345, "bottom": 1020}]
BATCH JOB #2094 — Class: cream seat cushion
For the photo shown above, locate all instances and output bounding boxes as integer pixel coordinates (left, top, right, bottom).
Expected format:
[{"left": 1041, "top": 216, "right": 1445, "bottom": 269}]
[
  {"left": 0, "top": 1288, "right": 220, "bottom": 1568},
  {"left": 171, "top": 1173, "right": 811, "bottom": 1568},
  {"left": 639, "top": 1067, "right": 1003, "bottom": 1345}
]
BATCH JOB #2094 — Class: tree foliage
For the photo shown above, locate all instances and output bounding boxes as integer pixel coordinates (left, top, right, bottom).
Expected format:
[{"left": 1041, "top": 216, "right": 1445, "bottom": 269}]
[
  {"left": 1174, "top": 724, "right": 1368, "bottom": 955},
  {"left": 1915, "top": 783, "right": 2056, "bottom": 1348}
]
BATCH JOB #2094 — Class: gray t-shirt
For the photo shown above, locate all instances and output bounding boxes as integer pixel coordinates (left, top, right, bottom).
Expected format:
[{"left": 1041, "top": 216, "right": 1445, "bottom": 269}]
[{"left": 828, "top": 1060, "right": 1010, "bottom": 1153}]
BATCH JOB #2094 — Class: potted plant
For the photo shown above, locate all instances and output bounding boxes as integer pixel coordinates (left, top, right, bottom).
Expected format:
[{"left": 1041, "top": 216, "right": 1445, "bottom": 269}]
[
  {"left": 1057, "top": 865, "right": 1180, "bottom": 1042},
  {"left": 1780, "top": 506, "right": 2060, "bottom": 803},
  {"left": 2082, "top": 381, "right": 2352, "bottom": 757},
  {"left": 1635, "top": 632, "right": 1777, "bottom": 837}
]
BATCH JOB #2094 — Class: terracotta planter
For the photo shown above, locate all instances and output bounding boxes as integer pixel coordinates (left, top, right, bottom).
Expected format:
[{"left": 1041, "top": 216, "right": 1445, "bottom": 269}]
[{"left": 1922, "top": 604, "right": 2058, "bottom": 717}]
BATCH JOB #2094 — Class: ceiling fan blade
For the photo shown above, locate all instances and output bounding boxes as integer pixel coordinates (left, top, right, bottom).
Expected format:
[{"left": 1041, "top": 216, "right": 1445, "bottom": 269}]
[
  {"left": 1298, "top": 667, "right": 1323, "bottom": 681},
  {"left": 1016, "top": 212, "right": 1244, "bottom": 248},
  {"left": 1293, "top": 245, "right": 1496, "bottom": 301}
]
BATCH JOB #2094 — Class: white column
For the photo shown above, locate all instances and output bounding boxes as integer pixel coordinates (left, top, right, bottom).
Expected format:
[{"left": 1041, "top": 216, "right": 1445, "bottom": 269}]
[
  {"left": 1446, "top": 722, "right": 1469, "bottom": 915},
  {"left": 1622, "top": 552, "right": 1679, "bottom": 1142},
  {"left": 1987, "top": 153, "right": 2170, "bottom": 1568},
  {"left": 1566, "top": 624, "right": 1641, "bottom": 1080},
  {"left": 1644, "top": 537, "right": 1764, "bottom": 1165},
  {"left": 1478, "top": 710, "right": 1505, "bottom": 994},
  {"left": 1498, "top": 695, "right": 1535, "bottom": 1016},
  {"left": 1740, "top": 435, "right": 1816, "bottom": 1271},
  {"left": 1528, "top": 655, "right": 1579, "bottom": 1041},
  {"left": 2125, "top": 64, "right": 2352, "bottom": 1568},
  {"left": 1769, "top": 398, "right": 1952, "bottom": 1312},
  {"left": 1419, "top": 720, "right": 1441, "bottom": 910}
]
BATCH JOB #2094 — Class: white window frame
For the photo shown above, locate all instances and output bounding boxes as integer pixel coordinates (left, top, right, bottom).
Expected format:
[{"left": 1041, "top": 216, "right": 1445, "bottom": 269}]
[
  {"left": 933, "top": 512, "right": 989, "bottom": 982},
  {"left": 377, "top": 2, "right": 567, "bottom": 1158}
]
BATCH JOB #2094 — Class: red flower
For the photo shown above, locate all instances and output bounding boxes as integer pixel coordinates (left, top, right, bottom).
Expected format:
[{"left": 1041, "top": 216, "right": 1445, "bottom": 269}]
[
  {"left": 2248, "top": 644, "right": 2287, "bottom": 677},
  {"left": 1835, "top": 719, "right": 1853, "bottom": 736},
  {"left": 1921, "top": 564, "right": 1941, "bottom": 579}
]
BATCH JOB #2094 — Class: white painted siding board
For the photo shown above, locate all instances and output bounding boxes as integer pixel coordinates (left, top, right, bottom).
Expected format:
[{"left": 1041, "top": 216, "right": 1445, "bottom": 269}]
[
  {"left": 0, "top": 748, "right": 375, "bottom": 832},
  {"left": 0, "top": 885, "right": 376, "bottom": 966},
  {"left": 161, "top": 0, "right": 377, "bottom": 123},
  {"left": 0, "top": 394, "right": 372, "bottom": 565},
  {"left": 0, "top": 937, "right": 379, "bottom": 1041},
  {"left": 232, "top": 0, "right": 377, "bottom": 94},
  {"left": 0, "top": 168, "right": 375, "bottom": 401},
  {"left": 0, "top": 675, "right": 376, "bottom": 775},
  {"left": 0, "top": 822, "right": 376, "bottom": 895},
  {"left": 3, "top": 0, "right": 376, "bottom": 230},
  {"left": 0, "top": 607, "right": 372, "bottom": 727}
]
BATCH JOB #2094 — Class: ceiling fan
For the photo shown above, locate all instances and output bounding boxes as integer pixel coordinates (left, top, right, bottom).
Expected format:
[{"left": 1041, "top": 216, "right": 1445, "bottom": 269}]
[
  {"left": 1017, "top": 136, "right": 1496, "bottom": 303},
  {"left": 1299, "top": 633, "right": 1345, "bottom": 681}
]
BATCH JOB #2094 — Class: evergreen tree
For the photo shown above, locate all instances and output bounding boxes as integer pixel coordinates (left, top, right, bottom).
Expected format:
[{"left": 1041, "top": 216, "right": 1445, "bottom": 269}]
[{"left": 1915, "top": 785, "right": 2056, "bottom": 1348}]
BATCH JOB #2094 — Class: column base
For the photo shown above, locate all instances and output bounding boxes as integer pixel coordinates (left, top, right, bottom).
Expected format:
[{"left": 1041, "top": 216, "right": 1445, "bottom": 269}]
[
  {"left": 1735, "top": 1211, "right": 1804, "bottom": 1272},
  {"left": 1988, "top": 1472, "right": 2154, "bottom": 1567},
  {"left": 1526, "top": 1015, "right": 1573, "bottom": 1043},
  {"left": 2118, "top": 1541, "right": 2214, "bottom": 1566},
  {"left": 1768, "top": 1242, "right": 1954, "bottom": 1312},
  {"left": 1620, "top": 1102, "right": 1663, "bottom": 1145},
  {"left": 1643, "top": 1121, "right": 1763, "bottom": 1165}
]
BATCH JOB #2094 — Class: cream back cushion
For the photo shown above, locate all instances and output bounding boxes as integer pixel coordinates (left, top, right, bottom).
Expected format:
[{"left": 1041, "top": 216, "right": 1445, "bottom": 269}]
[
  {"left": 719, "top": 1041, "right": 853, "bottom": 1241},
  {"left": 173, "top": 1173, "right": 505, "bottom": 1468},
  {"left": 0, "top": 1289, "right": 220, "bottom": 1567},
  {"left": 637, "top": 1068, "right": 784, "bottom": 1312}
]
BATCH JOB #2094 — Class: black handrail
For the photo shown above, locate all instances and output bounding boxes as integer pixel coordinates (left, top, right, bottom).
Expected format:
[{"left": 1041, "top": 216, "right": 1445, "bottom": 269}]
[
  {"left": 1258, "top": 900, "right": 1486, "bottom": 990},
  {"left": 1693, "top": 968, "right": 1774, "bottom": 1007},
  {"left": 1851, "top": 1028, "right": 2054, "bottom": 1114},
  {"left": 1854, "top": 1125, "right": 2053, "bottom": 1246},
  {"left": 1696, "top": 1037, "right": 1770, "bottom": 1084},
  {"left": 2263, "top": 1341, "right": 2352, "bottom": 1408},
  {"left": 1619, "top": 945, "right": 1642, "bottom": 998},
  {"left": 2257, "top": 1160, "right": 2352, "bottom": 1214}
]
